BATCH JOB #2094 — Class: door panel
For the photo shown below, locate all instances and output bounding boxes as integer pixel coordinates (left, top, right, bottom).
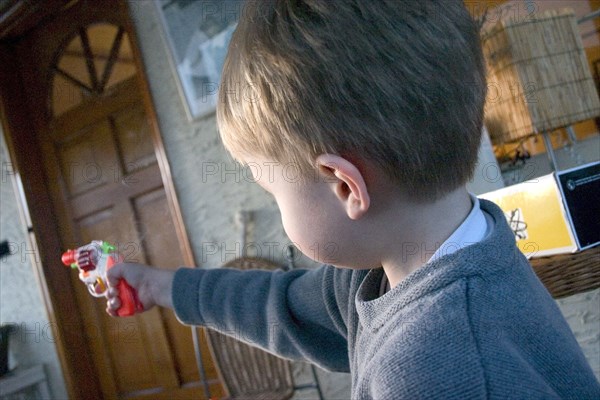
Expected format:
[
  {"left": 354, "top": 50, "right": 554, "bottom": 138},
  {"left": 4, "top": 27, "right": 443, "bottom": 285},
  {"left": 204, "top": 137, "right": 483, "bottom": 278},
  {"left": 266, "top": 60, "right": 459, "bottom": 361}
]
[
  {"left": 112, "top": 104, "right": 156, "bottom": 172},
  {"left": 57, "top": 119, "right": 116, "bottom": 196}
]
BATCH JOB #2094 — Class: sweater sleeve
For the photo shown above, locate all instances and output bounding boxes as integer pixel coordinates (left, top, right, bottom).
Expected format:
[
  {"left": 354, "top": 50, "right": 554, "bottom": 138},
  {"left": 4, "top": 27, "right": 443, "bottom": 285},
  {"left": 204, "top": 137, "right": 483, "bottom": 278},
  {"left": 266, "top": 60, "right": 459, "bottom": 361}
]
[{"left": 171, "top": 264, "right": 352, "bottom": 372}]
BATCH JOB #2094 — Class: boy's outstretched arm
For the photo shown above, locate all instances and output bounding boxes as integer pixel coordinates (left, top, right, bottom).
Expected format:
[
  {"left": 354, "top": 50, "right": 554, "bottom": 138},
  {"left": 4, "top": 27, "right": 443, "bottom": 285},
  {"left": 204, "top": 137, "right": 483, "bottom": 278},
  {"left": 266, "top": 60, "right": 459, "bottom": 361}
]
[{"left": 106, "top": 263, "right": 354, "bottom": 372}]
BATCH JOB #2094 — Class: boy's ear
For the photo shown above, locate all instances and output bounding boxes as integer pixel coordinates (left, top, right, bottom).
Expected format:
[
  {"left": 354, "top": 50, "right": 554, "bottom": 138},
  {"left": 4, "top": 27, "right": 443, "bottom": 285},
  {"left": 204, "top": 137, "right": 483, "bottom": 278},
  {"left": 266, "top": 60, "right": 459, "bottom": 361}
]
[{"left": 316, "top": 154, "right": 370, "bottom": 220}]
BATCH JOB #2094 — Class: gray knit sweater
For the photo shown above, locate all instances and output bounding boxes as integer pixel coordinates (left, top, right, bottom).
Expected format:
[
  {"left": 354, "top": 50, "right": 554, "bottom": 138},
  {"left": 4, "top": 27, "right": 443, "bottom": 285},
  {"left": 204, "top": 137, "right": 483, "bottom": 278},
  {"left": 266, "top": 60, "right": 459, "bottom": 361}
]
[{"left": 172, "top": 199, "right": 600, "bottom": 399}]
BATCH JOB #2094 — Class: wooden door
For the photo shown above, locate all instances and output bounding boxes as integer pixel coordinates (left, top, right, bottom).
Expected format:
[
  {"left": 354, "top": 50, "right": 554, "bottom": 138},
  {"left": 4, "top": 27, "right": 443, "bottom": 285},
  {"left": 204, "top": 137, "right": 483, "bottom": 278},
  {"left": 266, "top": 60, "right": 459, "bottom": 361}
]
[{"left": 1, "top": 1, "right": 224, "bottom": 399}]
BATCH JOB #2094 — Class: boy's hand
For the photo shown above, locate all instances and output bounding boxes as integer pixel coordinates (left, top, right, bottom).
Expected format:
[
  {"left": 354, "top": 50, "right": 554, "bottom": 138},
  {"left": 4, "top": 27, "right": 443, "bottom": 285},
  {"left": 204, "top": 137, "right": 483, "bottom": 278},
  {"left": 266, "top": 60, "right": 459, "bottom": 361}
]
[{"left": 105, "top": 263, "right": 175, "bottom": 316}]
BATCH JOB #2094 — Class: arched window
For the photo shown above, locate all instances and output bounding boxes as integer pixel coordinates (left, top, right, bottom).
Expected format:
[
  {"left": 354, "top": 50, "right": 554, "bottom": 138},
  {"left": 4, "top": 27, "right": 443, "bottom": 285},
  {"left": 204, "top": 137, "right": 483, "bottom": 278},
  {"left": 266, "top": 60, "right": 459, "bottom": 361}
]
[{"left": 51, "top": 23, "right": 136, "bottom": 117}]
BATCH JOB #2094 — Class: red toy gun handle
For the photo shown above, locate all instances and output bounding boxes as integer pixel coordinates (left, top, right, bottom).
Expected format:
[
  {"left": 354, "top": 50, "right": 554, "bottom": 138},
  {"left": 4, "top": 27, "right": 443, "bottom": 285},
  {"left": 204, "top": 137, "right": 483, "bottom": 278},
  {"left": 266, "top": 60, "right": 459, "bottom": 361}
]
[{"left": 106, "top": 256, "right": 144, "bottom": 317}]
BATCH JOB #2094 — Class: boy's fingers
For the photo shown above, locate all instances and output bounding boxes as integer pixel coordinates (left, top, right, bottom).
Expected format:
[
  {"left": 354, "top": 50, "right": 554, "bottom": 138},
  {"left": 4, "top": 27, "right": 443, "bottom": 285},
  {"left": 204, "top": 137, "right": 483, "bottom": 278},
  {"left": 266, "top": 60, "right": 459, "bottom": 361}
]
[
  {"left": 108, "top": 297, "right": 121, "bottom": 310},
  {"left": 106, "top": 306, "right": 118, "bottom": 317},
  {"left": 106, "top": 263, "right": 124, "bottom": 287},
  {"left": 105, "top": 295, "right": 121, "bottom": 317},
  {"left": 106, "top": 287, "right": 119, "bottom": 298}
]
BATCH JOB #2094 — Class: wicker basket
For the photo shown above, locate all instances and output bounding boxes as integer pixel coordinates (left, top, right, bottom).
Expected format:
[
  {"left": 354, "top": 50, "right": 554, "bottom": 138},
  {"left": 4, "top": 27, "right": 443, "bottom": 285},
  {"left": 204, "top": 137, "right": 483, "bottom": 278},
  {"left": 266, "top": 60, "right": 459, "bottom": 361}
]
[
  {"left": 531, "top": 246, "right": 600, "bottom": 299},
  {"left": 482, "top": 8, "right": 600, "bottom": 144}
]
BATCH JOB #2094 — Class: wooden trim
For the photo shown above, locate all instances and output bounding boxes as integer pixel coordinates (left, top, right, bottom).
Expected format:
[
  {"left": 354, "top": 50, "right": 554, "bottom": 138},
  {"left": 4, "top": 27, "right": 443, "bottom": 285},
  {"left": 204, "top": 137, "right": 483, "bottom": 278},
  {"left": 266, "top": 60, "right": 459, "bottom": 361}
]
[
  {"left": 592, "top": 1, "right": 600, "bottom": 29},
  {"left": 53, "top": 66, "right": 93, "bottom": 93},
  {"left": 0, "top": 42, "right": 103, "bottom": 400},
  {"left": 78, "top": 26, "right": 99, "bottom": 93},
  {"left": 0, "top": 0, "right": 72, "bottom": 41},
  {"left": 123, "top": 1, "right": 197, "bottom": 268},
  {"left": 99, "top": 27, "right": 124, "bottom": 92}
]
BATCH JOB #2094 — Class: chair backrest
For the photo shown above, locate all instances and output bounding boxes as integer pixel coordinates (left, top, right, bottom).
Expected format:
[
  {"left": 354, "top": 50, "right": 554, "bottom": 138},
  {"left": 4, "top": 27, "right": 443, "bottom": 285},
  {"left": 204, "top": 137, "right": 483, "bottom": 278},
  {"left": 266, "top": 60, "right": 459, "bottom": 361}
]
[{"left": 206, "top": 257, "right": 295, "bottom": 400}]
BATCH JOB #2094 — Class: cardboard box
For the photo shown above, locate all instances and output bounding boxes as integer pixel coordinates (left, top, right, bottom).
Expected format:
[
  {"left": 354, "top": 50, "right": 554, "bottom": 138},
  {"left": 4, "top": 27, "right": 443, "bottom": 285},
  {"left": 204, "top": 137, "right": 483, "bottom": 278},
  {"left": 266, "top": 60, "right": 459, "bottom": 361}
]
[{"left": 480, "top": 161, "right": 600, "bottom": 258}]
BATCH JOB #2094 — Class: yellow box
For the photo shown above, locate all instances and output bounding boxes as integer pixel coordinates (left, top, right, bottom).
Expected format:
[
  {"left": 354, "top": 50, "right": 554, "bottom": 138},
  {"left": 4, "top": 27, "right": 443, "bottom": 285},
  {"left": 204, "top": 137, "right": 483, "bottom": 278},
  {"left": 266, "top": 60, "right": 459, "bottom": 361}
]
[{"left": 480, "top": 174, "right": 576, "bottom": 258}]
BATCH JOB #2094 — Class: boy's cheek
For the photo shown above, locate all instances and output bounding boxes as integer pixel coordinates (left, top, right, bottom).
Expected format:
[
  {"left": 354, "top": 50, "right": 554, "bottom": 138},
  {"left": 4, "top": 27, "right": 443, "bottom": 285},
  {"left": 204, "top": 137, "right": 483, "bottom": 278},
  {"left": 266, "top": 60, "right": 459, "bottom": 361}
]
[{"left": 281, "top": 216, "right": 339, "bottom": 264}]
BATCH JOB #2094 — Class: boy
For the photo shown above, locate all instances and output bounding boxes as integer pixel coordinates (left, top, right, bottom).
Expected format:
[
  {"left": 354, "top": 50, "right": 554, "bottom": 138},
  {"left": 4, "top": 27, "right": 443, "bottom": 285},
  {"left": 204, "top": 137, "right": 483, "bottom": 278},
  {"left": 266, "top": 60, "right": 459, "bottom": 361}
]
[{"left": 107, "top": 1, "right": 600, "bottom": 398}]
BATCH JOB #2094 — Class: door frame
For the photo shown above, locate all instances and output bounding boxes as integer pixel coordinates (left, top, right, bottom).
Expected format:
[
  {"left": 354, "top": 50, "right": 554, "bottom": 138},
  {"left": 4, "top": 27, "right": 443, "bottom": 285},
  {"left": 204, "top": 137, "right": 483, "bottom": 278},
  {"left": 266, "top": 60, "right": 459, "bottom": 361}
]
[{"left": 0, "top": 1, "right": 197, "bottom": 398}]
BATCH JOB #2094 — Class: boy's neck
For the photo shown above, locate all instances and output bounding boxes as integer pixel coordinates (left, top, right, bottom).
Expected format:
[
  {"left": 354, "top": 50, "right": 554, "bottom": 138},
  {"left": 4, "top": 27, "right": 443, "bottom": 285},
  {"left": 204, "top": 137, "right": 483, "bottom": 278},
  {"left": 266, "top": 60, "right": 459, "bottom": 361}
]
[{"left": 379, "top": 187, "right": 472, "bottom": 289}]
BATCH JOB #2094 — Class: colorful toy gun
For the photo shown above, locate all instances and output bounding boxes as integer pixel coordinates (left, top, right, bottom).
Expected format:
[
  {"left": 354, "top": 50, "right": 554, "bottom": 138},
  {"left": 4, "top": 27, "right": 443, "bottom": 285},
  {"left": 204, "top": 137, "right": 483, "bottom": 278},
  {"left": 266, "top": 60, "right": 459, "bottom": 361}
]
[{"left": 61, "top": 240, "right": 143, "bottom": 317}]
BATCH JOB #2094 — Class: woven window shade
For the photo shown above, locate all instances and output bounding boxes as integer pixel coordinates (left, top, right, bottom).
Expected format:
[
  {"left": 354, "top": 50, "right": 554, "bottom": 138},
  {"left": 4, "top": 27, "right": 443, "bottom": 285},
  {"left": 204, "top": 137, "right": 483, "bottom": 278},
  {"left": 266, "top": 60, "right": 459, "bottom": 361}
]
[{"left": 482, "top": 8, "right": 600, "bottom": 144}]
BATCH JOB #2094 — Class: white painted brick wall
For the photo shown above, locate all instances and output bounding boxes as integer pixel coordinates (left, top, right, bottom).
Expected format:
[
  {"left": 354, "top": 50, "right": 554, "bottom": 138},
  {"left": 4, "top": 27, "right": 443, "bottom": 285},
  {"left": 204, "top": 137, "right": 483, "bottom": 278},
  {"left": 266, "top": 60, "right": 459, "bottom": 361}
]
[{"left": 556, "top": 288, "right": 600, "bottom": 380}]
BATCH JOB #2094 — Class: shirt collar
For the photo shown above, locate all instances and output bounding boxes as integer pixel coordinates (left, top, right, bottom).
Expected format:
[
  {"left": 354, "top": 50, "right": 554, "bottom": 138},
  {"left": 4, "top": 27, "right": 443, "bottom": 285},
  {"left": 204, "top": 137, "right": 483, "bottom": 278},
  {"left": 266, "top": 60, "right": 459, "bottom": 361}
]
[
  {"left": 429, "top": 193, "right": 489, "bottom": 263},
  {"left": 379, "top": 194, "right": 490, "bottom": 295}
]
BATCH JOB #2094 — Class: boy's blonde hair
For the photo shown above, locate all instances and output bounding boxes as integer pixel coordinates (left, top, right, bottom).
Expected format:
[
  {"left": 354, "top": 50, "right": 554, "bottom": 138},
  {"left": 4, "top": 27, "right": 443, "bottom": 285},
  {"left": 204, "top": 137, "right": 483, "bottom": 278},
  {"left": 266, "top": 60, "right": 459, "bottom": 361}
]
[{"left": 217, "top": 0, "right": 487, "bottom": 200}]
